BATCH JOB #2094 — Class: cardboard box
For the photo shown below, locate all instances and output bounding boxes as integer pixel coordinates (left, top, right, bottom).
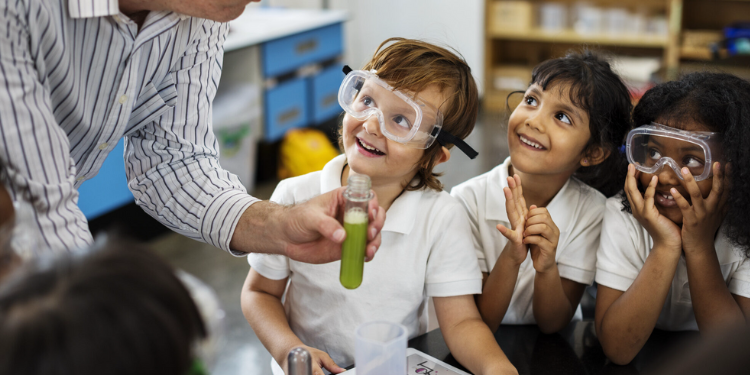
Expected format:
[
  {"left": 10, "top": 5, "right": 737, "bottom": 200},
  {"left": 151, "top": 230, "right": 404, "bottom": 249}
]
[{"left": 489, "top": 1, "right": 534, "bottom": 34}]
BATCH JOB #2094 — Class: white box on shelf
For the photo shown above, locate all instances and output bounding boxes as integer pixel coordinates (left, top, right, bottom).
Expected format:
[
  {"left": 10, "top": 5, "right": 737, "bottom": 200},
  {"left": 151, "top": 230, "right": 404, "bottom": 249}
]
[{"left": 212, "top": 84, "right": 262, "bottom": 193}]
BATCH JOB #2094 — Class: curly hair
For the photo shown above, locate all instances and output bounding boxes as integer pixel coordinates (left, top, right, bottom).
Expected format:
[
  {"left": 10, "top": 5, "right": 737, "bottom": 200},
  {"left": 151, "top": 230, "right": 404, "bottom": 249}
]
[
  {"left": 339, "top": 37, "right": 479, "bottom": 192},
  {"left": 624, "top": 72, "right": 750, "bottom": 256},
  {"left": 527, "top": 50, "right": 633, "bottom": 197}
]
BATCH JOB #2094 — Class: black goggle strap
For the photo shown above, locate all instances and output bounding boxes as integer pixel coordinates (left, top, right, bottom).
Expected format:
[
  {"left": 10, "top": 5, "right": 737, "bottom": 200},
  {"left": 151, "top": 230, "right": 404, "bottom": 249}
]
[{"left": 433, "top": 128, "right": 479, "bottom": 160}]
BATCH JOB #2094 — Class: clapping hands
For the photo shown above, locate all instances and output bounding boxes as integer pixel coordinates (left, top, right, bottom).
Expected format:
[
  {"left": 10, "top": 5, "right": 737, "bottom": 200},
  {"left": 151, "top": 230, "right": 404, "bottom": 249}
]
[{"left": 496, "top": 175, "right": 560, "bottom": 273}]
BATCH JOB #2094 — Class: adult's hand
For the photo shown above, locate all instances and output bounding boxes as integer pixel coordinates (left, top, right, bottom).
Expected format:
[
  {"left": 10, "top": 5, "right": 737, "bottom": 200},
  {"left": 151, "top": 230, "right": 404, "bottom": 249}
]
[{"left": 230, "top": 188, "right": 386, "bottom": 264}]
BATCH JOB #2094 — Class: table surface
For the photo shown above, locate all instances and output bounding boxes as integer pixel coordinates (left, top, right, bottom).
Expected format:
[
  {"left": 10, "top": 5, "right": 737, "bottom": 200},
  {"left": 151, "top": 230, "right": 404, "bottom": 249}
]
[
  {"left": 225, "top": 7, "right": 349, "bottom": 52},
  {"left": 406, "top": 321, "right": 700, "bottom": 375}
]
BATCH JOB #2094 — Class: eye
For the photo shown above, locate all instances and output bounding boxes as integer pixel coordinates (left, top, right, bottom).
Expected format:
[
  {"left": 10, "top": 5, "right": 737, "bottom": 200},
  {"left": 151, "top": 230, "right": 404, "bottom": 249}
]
[
  {"left": 555, "top": 112, "right": 571, "bottom": 125},
  {"left": 648, "top": 148, "right": 662, "bottom": 160},
  {"left": 524, "top": 95, "right": 538, "bottom": 106},
  {"left": 362, "top": 96, "right": 374, "bottom": 107},
  {"left": 392, "top": 114, "right": 412, "bottom": 129},
  {"left": 684, "top": 156, "right": 704, "bottom": 169}
]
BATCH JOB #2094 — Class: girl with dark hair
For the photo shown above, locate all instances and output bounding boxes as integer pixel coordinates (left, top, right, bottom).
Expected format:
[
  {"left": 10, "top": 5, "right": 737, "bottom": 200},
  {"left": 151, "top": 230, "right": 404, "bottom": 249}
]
[
  {"left": 451, "top": 50, "right": 632, "bottom": 334},
  {"left": 595, "top": 72, "right": 750, "bottom": 365},
  {"left": 0, "top": 241, "right": 207, "bottom": 375}
]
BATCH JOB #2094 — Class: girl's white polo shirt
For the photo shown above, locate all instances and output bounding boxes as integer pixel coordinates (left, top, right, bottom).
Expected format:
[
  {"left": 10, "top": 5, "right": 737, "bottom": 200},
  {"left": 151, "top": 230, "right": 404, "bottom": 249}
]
[
  {"left": 248, "top": 155, "right": 482, "bottom": 370},
  {"left": 596, "top": 194, "right": 750, "bottom": 331},
  {"left": 450, "top": 157, "right": 606, "bottom": 324}
]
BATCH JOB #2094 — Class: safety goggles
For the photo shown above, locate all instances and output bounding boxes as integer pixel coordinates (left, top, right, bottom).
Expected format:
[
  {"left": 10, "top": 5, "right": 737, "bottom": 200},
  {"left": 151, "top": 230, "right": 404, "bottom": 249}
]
[
  {"left": 625, "top": 123, "right": 722, "bottom": 181},
  {"left": 338, "top": 66, "right": 478, "bottom": 159}
]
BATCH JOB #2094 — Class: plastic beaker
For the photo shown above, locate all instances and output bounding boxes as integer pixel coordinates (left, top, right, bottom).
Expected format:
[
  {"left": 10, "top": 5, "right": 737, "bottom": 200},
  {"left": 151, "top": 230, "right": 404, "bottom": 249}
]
[{"left": 355, "top": 321, "right": 407, "bottom": 375}]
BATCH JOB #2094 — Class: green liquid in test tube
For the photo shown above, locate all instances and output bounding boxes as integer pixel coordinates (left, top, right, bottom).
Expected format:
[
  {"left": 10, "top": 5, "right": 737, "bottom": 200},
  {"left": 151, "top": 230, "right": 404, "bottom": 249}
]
[{"left": 340, "top": 174, "right": 372, "bottom": 289}]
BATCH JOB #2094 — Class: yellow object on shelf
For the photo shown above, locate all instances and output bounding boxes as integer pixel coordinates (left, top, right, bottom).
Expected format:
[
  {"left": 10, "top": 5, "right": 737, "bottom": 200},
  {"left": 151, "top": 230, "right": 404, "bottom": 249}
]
[
  {"left": 489, "top": 1, "right": 534, "bottom": 34},
  {"left": 278, "top": 128, "right": 340, "bottom": 179}
]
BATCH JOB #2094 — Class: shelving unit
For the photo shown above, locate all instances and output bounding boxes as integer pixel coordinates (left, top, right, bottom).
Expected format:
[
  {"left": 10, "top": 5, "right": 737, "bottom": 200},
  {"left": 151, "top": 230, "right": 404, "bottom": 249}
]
[{"left": 483, "top": 0, "right": 750, "bottom": 112}]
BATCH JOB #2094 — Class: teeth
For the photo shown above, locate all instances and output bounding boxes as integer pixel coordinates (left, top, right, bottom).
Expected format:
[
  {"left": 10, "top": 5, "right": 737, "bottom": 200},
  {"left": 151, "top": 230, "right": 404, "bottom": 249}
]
[
  {"left": 358, "top": 138, "right": 382, "bottom": 153},
  {"left": 661, "top": 193, "right": 674, "bottom": 200},
  {"left": 520, "top": 135, "right": 544, "bottom": 149}
]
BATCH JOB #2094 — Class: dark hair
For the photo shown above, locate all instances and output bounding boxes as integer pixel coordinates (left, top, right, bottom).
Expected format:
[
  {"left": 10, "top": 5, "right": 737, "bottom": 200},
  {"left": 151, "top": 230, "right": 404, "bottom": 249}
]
[
  {"left": 0, "top": 240, "right": 207, "bottom": 375},
  {"left": 340, "top": 37, "right": 479, "bottom": 192},
  {"left": 625, "top": 72, "right": 750, "bottom": 256},
  {"left": 528, "top": 50, "right": 633, "bottom": 197}
]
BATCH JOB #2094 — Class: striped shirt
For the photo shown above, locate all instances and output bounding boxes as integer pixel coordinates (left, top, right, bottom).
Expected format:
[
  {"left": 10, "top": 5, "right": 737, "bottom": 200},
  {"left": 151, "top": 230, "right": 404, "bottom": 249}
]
[{"left": 0, "top": 0, "right": 259, "bottom": 253}]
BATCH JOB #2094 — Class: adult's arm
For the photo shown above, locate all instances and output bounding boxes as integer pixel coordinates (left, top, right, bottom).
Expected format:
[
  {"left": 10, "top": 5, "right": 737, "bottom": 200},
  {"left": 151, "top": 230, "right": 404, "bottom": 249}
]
[{"left": 0, "top": 1, "right": 92, "bottom": 252}]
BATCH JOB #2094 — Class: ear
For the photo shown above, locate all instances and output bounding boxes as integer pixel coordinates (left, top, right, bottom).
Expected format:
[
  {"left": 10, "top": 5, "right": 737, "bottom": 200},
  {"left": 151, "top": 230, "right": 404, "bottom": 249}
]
[
  {"left": 580, "top": 146, "right": 611, "bottom": 167},
  {"left": 435, "top": 146, "right": 451, "bottom": 166}
]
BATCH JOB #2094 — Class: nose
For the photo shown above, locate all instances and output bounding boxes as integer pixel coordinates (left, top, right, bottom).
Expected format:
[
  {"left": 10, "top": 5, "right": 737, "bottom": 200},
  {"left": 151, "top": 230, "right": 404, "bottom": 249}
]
[
  {"left": 363, "top": 114, "right": 382, "bottom": 137},
  {"left": 524, "top": 111, "right": 546, "bottom": 134},
  {"left": 655, "top": 164, "right": 681, "bottom": 186}
]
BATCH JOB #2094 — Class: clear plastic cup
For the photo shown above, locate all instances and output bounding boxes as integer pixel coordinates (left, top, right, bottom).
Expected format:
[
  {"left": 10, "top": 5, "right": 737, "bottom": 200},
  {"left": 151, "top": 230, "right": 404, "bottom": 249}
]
[{"left": 355, "top": 321, "right": 407, "bottom": 375}]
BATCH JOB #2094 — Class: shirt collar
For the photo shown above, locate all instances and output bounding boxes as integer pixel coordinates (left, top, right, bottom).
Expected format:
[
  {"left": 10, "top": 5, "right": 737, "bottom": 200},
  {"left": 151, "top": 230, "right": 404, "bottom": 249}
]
[
  {"left": 68, "top": 1, "right": 190, "bottom": 21},
  {"left": 485, "top": 157, "right": 577, "bottom": 234},
  {"left": 69, "top": 0, "right": 120, "bottom": 18},
  {"left": 715, "top": 225, "right": 745, "bottom": 265},
  {"left": 321, "top": 155, "right": 420, "bottom": 235}
]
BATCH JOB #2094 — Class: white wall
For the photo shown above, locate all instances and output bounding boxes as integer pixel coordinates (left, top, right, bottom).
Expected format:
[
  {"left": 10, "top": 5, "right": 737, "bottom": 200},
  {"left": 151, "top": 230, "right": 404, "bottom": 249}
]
[{"left": 263, "top": 0, "right": 485, "bottom": 94}]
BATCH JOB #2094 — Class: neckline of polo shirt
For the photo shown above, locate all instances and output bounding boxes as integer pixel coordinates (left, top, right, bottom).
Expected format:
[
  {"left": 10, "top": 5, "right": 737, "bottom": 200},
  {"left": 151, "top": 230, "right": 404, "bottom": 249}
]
[
  {"left": 320, "top": 154, "right": 419, "bottom": 235},
  {"left": 484, "top": 157, "right": 576, "bottom": 235}
]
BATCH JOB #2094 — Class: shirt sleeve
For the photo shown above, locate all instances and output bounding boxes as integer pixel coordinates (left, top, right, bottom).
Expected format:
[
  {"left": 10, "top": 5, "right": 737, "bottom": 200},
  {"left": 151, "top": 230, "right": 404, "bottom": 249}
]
[
  {"left": 425, "top": 200, "right": 483, "bottom": 297},
  {"left": 729, "top": 257, "right": 750, "bottom": 299},
  {"left": 450, "top": 184, "right": 489, "bottom": 273},
  {"left": 124, "top": 19, "right": 258, "bottom": 255},
  {"left": 595, "top": 196, "right": 645, "bottom": 291},
  {"left": 556, "top": 188, "right": 605, "bottom": 285},
  {"left": 0, "top": 1, "right": 93, "bottom": 252}
]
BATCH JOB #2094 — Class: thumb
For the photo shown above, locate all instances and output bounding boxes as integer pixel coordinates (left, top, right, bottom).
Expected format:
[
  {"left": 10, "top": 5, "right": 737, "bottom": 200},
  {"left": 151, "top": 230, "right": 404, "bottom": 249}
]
[
  {"left": 319, "top": 355, "right": 345, "bottom": 373},
  {"left": 496, "top": 224, "right": 517, "bottom": 242},
  {"left": 314, "top": 213, "right": 346, "bottom": 244}
]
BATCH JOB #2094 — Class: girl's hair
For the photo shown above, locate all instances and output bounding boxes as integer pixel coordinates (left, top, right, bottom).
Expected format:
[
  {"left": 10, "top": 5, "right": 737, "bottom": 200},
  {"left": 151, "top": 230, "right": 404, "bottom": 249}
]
[
  {"left": 0, "top": 240, "right": 207, "bottom": 375},
  {"left": 340, "top": 37, "right": 479, "bottom": 191},
  {"left": 627, "top": 72, "right": 750, "bottom": 255},
  {"left": 528, "top": 50, "right": 633, "bottom": 197}
]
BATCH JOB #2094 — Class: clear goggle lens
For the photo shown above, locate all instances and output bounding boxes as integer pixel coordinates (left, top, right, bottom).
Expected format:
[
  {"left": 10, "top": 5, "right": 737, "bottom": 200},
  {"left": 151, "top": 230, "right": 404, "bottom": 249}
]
[
  {"left": 628, "top": 133, "right": 711, "bottom": 180},
  {"left": 339, "top": 72, "right": 441, "bottom": 149}
]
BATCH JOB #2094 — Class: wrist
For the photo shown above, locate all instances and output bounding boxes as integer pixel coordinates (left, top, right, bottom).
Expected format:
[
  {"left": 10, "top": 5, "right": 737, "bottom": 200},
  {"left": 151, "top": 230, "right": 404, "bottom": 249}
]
[
  {"left": 499, "top": 249, "right": 525, "bottom": 268},
  {"left": 482, "top": 361, "right": 518, "bottom": 375},
  {"left": 534, "top": 262, "right": 559, "bottom": 279},
  {"left": 229, "top": 201, "right": 288, "bottom": 255}
]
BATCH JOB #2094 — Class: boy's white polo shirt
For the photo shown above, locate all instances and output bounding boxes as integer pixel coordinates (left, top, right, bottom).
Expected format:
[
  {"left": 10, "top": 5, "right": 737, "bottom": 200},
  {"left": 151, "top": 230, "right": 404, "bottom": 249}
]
[
  {"left": 248, "top": 155, "right": 482, "bottom": 369},
  {"left": 450, "top": 156, "right": 606, "bottom": 324},
  {"left": 596, "top": 195, "right": 750, "bottom": 331}
]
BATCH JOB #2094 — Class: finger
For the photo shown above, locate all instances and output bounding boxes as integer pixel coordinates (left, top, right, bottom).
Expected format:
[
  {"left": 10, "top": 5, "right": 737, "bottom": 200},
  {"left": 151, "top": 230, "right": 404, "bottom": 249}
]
[
  {"left": 364, "top": 232, "right": 381, "bottom": 262},
  {"left": 497, "top": 224, "right": 521, "bottom": 243},
  {"left": 625, "top": 164, "right": 644, "bottom": 209},
  {"left": 316, "top": 214, "right": 346, "bottom": 244},
  {"left": 514, "top": 175, "right": 528, "bottom": 217},
  {"left": 367, "top": 200, "right": 385, "bottom": 241},
  {"left": 718, "top": 162, "right": 731, "bottom": 211},
  {"left": 524, "top": 223, "right": 554, "bottom": 239},
  {"left": 522, "top": 234, "right": 552, "bottom": 249},
  {"left": 319, "top": 355, "right": 345, "bottom": 373},
  {"left": 679, "top": 167, "right": 705, "bottom": 215},
  {"left": 670, "top": 188, "right": 695, "bottom": 223},
  {"left": 643, "top": 175, "right": 658, "bottom": 211},
  {"left": 706, "top": 162, "right": 725, "bottom": 209},
  {"left": 503, "top": 187, "right": 520, "bottom": 226}
]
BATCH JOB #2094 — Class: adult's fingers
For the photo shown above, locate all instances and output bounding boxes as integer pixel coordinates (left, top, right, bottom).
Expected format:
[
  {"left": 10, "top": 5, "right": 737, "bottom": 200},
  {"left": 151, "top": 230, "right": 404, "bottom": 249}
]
[{"left": 315, "top": 212, "right": 346, "bottom": 244}]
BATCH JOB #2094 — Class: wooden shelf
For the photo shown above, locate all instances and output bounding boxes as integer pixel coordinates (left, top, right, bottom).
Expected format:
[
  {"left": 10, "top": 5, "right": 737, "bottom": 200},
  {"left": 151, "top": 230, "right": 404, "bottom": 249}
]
[{"left": 489, "top": 29, "right": 670, "bottom": 48}]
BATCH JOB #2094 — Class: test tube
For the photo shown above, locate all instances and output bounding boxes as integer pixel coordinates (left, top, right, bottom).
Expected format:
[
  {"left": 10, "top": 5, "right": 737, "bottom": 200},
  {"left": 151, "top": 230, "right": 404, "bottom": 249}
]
[
  {"left": 340, "top": 174, "right": 372, "bottom": 289},
  {"left": 287, "top": 347, "right": 312, "bottom": 375}
]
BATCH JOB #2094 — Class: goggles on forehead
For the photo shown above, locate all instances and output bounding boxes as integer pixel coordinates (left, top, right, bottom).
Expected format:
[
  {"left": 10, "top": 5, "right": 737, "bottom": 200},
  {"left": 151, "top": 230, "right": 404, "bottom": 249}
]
[
  {"left": 625, "top": 123, "right": 722, "bottom": 182},
  {"left": 338, "top": 66, "right": 478, "bottom": 159}
]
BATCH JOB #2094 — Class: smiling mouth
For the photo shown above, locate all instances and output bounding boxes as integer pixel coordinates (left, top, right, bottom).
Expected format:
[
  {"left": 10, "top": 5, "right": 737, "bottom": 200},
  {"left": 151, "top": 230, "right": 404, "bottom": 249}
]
[
  {"left": 357, "top": 137, "right": 385, "bottom": 156},
  {"left": 519, "top": 134, "right": 545, "bottom": 150}
]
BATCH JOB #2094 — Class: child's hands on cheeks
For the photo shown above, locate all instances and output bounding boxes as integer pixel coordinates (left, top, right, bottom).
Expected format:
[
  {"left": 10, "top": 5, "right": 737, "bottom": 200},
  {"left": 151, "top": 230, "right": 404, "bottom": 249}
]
[
  {"left": 671, "top": 162, "right": 730, "bottom": 256},
  {"left": 624, "top": 164, "right": 681, "bottom": 251},
  {"left": 284, "top": 345, "right": 344, "bottom": 375},
  {"left": 497, "top": 175, "right": 530, "bottom": 266}
]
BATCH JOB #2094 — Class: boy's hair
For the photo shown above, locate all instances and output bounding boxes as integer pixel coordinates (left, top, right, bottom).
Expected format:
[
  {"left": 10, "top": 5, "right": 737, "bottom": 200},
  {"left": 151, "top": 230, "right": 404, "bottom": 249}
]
[
  {"left": 0, "top": 240, "right": 207, "bottom": 375},
  {"left": 627, "top": 72, "right": 750, "bottom": 256},
  {"left": 341, "top": 37, "right": 479, "bottom": 191},
  {"left": 529, "top": 50, "right": 633, "bottom": 197}
]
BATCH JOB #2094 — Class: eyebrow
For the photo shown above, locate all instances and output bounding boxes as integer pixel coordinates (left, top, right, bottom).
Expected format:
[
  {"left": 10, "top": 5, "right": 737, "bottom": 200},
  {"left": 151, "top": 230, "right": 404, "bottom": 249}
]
[{"left": 528, "top": 86, "right": 585, "bottom": 124}]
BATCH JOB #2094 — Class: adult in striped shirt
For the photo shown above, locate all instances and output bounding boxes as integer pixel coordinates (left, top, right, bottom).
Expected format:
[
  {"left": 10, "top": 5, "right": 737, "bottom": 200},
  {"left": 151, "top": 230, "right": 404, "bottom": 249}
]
[{"left": 0, "top": 0, "right": 385, "bottom": 264}]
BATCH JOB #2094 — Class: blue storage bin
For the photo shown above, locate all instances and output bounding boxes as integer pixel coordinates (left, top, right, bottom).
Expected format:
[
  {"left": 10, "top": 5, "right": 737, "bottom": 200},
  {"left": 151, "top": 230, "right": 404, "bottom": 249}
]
[
  {"left": 310, "top": 64, "right": 344, "bottom": 124},
  {"left": 264, "top": 77, "right": 309, "bottom": 142},
  {"left": 78, "top": 138, "right": 134, "bottom": 219},
  {"left": 262, "top": 23, "right": 343, "bottom": 77}
]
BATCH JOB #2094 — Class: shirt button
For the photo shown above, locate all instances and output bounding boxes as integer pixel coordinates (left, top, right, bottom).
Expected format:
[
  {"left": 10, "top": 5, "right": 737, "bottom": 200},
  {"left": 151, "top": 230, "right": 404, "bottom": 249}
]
[
  {"left": 113, "top": 15, "right": 121, "bottom": 23},
  {"left": 98, "top": 143, "right": 109, "bottom": 150},
  {"left": 76, "top": 176, "right": 85, "bottom": 182},
  {"left": 118, "top": 95, "right": 128, "bottom": 104}
]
